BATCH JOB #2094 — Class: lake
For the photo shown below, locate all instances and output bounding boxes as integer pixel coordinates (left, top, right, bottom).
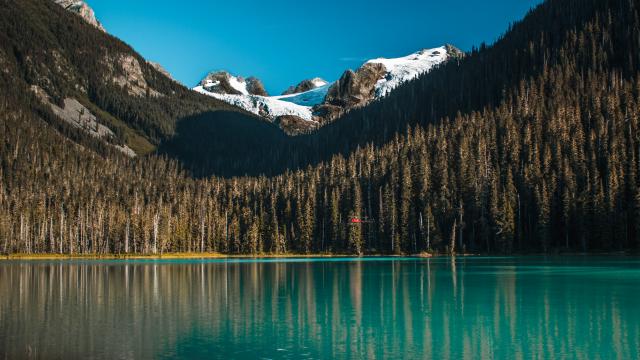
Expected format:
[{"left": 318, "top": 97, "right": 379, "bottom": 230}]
[{"left": 0, "top": 257, "right": 638, "bottom": 359}]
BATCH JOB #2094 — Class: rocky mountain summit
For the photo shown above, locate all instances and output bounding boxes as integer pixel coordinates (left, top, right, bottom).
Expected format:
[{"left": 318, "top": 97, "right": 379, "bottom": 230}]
[
  {"left": 194, "top": 46, "right": 461, "bottom": 132},
  {"left": 324, "top": 62, "right": 387, "bottom": 108},
  {"left": 148, "top": 61, "right": 177, "bottom": 82},
  {"left": 199, "top": 71, "right": 268, "bottom": 96},
  {"left": 282, "top": 78, "right": 328, "bottom": 95},
  {"left": 318, "top": 45, "right": 462, "bottom": 121},
  {"left": 53, "top": 0, "right": 105, "bottom": 32},
  {"left": 51, "top": 0, "right": 461, "bottom": 135}
]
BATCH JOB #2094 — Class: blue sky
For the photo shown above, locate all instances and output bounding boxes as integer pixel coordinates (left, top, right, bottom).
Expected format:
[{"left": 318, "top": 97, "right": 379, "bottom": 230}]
[{"left": 88, "top": 0, "right": 544, "bottom": 95}]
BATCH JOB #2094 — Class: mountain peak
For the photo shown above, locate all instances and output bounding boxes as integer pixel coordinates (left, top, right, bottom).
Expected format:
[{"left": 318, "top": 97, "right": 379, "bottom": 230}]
[
  {"left": 199, "top": 71, "right": 268, "bottom": 96},
  {"left": 282, "top": 78, "right": 329, "bottom": 95},
  {"left": 364, "top": 45, "right": 455, "bottom": 98},
  {"left": 316, "top": 45, "right": 457, "bottom": 121},
  {"left": 53, "top": 0, "right": 105, "bottom": 32},
  {"left": 194, "top": 45, "right": 458, "bottom": 132},
  {"left": 148, "top": 61, "right": 177, "bottom": 82}
]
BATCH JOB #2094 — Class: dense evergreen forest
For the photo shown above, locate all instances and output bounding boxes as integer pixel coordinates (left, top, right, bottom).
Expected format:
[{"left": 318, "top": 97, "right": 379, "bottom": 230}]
[{"left": 1, "top": 0, "right": 640, "bottom": 255}]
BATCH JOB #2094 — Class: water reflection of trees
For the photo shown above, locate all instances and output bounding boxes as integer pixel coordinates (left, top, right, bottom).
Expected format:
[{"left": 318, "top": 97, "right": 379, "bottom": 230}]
[{"left": 0, "top": 259, "right": 638, "bottom": 359}]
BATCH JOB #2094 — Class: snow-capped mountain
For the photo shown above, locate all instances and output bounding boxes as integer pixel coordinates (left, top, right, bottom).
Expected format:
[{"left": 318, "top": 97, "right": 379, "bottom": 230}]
[
  {"left": 323, "top": 45, "right": 461, "bottom": 112},
  {"left": 194, "top": 71, "right": 317, "bottom": 122},
  {"left": 194, "top": 85, "right": 317, "bottom": 122},
  {"left": 53, "top": 0, "right": 105, "bottom": 32},
  {"left": 367, "top": 46, "right": 455, "bottom": 98},
  {"left": 275, "top": 83, "right": 332, "bottom": 107},
  {"left": 51, "top": 0, "right": 460, "bottom": 134},
  {"left": 198, "top": 71, "right": 268, "bottom": 96},
  {"left": 194, "top": 45, "right": 461, "bottom": 132},
  {"left": 282, "top": 78, "right": 329, "bottom": 95}
]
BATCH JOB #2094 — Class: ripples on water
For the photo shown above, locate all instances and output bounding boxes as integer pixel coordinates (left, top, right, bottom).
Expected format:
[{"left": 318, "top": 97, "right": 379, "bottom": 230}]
[{"left": 0, "top": 257, "right": 638, "bottom": 359}]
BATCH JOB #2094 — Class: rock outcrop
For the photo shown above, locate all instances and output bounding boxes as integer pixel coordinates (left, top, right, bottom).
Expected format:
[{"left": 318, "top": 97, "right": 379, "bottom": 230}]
[
  {"left": 148, "top": 61, "right": 176, "bottom": 82},
  {"left": 314, "top": 45, "right": 461, "bottom": 122},
  {"left": 54, "top": 0, "right": 105, "bottom": 32},
  {"left": 323, "top": 63, "right": 387, "bottom": 108},
  {"left": 245, "top": 77, "right": 269, "bottom": 96},
  {"left": 282, "top": 78, "right": 328, "bottom": 95},
  {"left": 195, "top": 46, "right": 460, "bottom": 132},
  {"left": 275, "top": 115, "right": 317, "bottom": 135},
  {"left": 31, "top": 85, "right": 136, "bottom": 157},
  {"left": 199, "top": 71, "right": 268, "bottom": 96},
  {"left": 105, "top": 54, "right": 162, "bottom": 97}
]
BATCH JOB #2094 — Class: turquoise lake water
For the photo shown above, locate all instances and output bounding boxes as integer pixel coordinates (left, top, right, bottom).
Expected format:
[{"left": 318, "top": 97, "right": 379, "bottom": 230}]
[{"left": 0, "top": 257, "right": 638, "bottom": 359}]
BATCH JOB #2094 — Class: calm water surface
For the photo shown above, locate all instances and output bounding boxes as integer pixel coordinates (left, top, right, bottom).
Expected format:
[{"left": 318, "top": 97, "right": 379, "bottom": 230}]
[{"left": 0, "top": 257, "right": 639, "bottom": 359}]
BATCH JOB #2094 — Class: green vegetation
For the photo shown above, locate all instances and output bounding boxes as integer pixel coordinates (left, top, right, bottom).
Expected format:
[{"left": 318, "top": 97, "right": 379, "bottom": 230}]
[
  {"left": 1, "top": 0, "right": 639, "bottom": 255},
  {"left": 76, "top": 97, "right": 156, "bottom": 155}
]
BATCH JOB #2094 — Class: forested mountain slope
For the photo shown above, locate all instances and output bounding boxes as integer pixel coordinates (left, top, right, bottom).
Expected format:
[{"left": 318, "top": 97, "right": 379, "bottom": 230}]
[
  {"left": 1, "top": 0, "right": 639, "bottom": 255},
  {"left": 0, "top": 0, "right": 271, "bottom": 156},
  {"left": 167, "top": 0, "right": 640, "bottom": 178}
]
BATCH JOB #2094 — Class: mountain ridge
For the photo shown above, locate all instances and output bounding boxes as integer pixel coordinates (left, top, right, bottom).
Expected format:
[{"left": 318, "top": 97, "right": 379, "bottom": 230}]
[
  {"left": 51, "top": 0, "right": 459, "bottom": 136},
  {"left": 54, "top": 0, "right": 105, "bottom": 31},
  {"left": 193, "top": 46, "right": 460, "bottom": 133}
]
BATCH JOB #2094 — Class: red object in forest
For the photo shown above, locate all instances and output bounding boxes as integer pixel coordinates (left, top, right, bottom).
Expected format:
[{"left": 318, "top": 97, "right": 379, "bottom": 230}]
[{"left": 350, "top": 218, "right": 363, "bottom": 224}]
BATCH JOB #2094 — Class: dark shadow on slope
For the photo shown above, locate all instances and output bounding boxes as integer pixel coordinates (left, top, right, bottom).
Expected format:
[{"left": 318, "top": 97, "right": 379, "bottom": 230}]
[{"left": 158, "top": 111, "right": 314, "bottom": 178}]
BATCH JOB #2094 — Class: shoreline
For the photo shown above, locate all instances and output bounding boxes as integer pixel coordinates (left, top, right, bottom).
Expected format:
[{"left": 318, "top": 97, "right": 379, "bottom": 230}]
[
  {"left": 0, "top": 252, "right": 432, "bottom": 261},
  {"left": 0, "top": 251, "right": 635, "bottom": 261}
]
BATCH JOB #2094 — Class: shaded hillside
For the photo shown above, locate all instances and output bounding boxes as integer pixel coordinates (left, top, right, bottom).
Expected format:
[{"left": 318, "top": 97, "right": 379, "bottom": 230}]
[{"left": 157, "top": 111, "right": 310, "bottom": 178}]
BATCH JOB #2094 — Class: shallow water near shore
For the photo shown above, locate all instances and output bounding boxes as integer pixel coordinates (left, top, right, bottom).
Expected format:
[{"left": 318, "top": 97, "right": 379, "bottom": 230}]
[{"left": 1, "top": 256, "right": 638, "bottom": 359}]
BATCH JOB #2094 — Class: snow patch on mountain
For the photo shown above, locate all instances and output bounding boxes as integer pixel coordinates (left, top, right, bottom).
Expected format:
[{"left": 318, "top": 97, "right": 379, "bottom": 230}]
[
  {"left": 312, "top": 78, "right": 329, "bottom": 87},
  {"left": 367, "top": 46, "right": 451, "bottom": 98},
  {"left": 193, "top": 45, "right": 460, "bottom": 126},
  {"left": 193, "top": 85, "right": 315, "bottom": 121},
  {"left": 274, "top": 83, "right": 332, "bottom": 107},
  {"left": 227, "top": 75, "right": 249, "bottom": 95},
  {"left": 203, "top": 79, "right": 220, "bottom": 87},
  {"left": 282, "top": 77, "right": 329, "bottom": 95},
  {"left": 199, "top": 71, "right": 268, "bottom": 96}
]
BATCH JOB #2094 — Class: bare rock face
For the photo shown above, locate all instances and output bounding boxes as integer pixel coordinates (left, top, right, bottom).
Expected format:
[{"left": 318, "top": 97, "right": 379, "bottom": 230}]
[
  {"left": 322, "top": 62, "right": 387, "bottom": 113},
  {"left": 105, "top": 54, "right": 162, "bottom": 98},
  {"left": 54, "top": 0, "right": 106, "bottom": 32},
  {"left": 276, "top": 115, "right": 317, "bottom": 135},
  {"left": 245, "top": 77, "right": 269, "bottom": 96},
  {"left": 148, "top": 61, "right": 175, "bottom": 81},
  {"left": 445, "top": 44, "right": 464, "bottom": 60},
  {"left": 282, "top": 78, "right": 328, "bottom": 95},
  {"left": 311, "top": 104, "right": 343, "bottom": 125},
  {"left": 31, "top": 85, "right": 136, "bottom": 157}
]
